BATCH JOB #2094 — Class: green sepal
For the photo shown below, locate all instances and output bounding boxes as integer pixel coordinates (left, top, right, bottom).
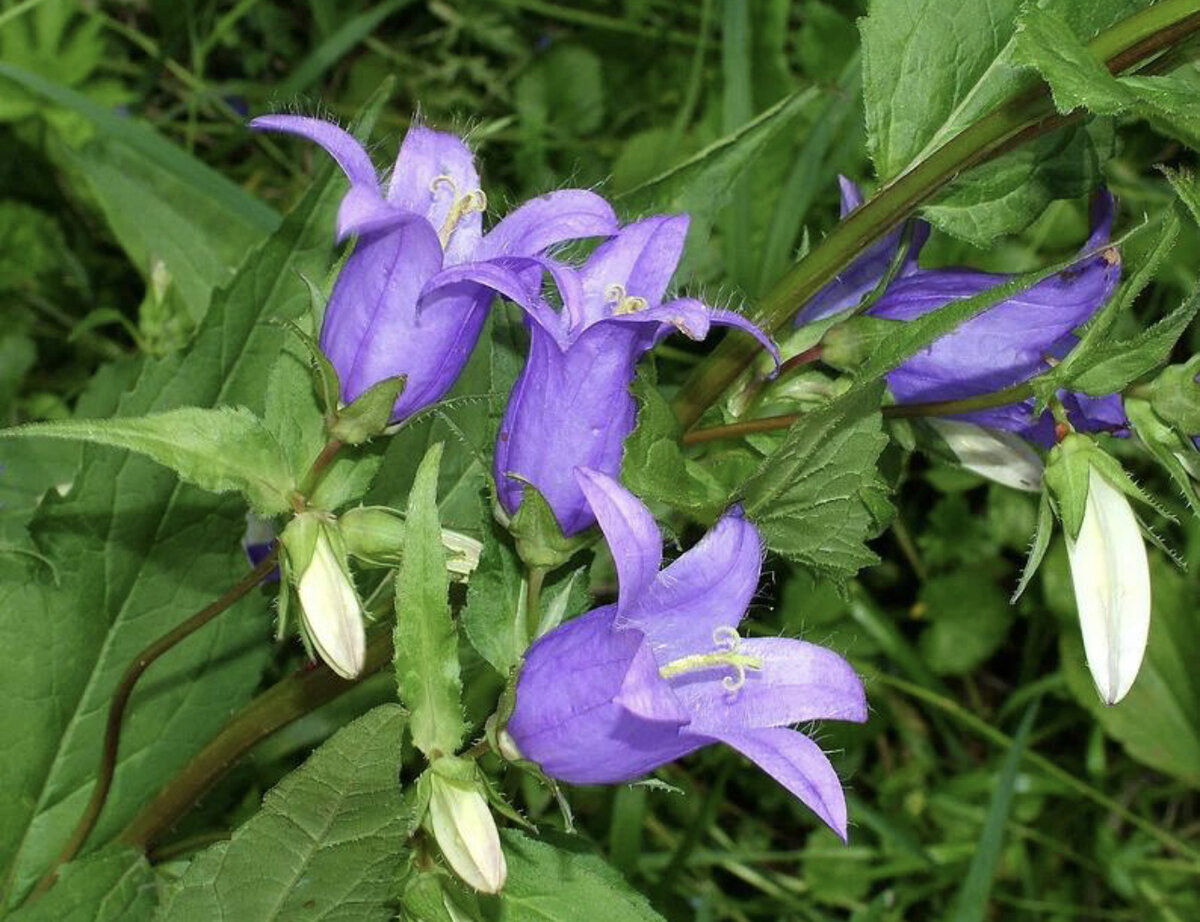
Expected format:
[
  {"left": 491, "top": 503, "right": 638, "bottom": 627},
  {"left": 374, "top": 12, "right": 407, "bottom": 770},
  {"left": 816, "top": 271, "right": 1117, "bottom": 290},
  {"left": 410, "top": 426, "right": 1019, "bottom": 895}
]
[
  {"left": 279, "top": 312, "right": 340, "bottom": 420},
  {"left": 1149, "top": 356, "right": 1200, "bottom": 436},
  {"left": 278, "top": 509, "right": 325, "bottom": 581},
  {"left": 1043, "top": 434, "right": 1099, "bottom": 540},
  {"left": 1011, "top": 489, "right": 1055, "bottom": 603},
  {"left": 1125, "top": 397, "right": 1200, "bottom": 519},
  {"left": 501, "top": 478, "right": 594, "bottom": 571},
  {"left": 330, "top": 374, "right": 407, "bottom": 445}
]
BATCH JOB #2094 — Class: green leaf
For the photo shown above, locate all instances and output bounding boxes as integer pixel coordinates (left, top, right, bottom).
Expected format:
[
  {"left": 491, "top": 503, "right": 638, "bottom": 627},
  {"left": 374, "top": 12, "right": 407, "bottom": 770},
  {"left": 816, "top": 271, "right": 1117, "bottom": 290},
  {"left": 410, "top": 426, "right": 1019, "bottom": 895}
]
[
  {"left": 497, "top": 830, "right": 666, "bottom": 921},
  {"left": 1067, "top": 289, "right": 1200, "bottom": 396},
  {"left": 1149, "top": 355, "right": 1200, "bottom": 435},
  {"left": 740, "top": 384, "right": 892, "bottom": 581},
  {"left": 1013, "top": 6, "right": 1200, "bottom": 149},
  {"left": 1, "top": 407, "right": 297, "bottom": 515},
  {"left": 917, "top": 569, "right": 1013, "bottom": 676},
  {"left": 948, "top": 701, "right": 1039, "bottom": 922},
  {"left": 1060, "top": 557, "right": 1200, "bottom": 787},
  {"left": 1124, "top": 398, "right": 1200, "bottom": 519},
  {"left": 7, "top": 847, "right": 155, "bottom": 922},
  {"left": 1012, "top": 489, "right": 1056, "bottom": 602},
  {"left": 0, "top": 90, "right": 372, "bottom": 906},
  {"left": 860, "top": 0, "right": 1134, "bottom": 244},
  {"left": 622, "top": 375, "right": 729, "bottom": 518},
  {"left": 395, "top": 443, "right": 465, "bottom": 759},
  {"left": 157, "top": 705, "right": 410, "bottom": 921}
]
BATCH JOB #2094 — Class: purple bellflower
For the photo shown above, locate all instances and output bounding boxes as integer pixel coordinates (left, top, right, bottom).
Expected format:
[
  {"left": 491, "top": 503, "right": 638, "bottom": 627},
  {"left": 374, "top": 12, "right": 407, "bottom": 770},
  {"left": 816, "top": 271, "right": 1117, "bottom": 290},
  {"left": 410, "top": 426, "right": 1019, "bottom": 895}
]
[
  {"left": 796, "top": 176, "right": 930, "bottom": 325},
  {"left": 250, "top": 115, "right": 618, "bottom": 421},
  {"left": 868, "top": 191, "right": 1123, "bottom": 446},
  {"left": 493, "top": 215, "right": 779, "bottom": 535},
  {"left": 503, "top": 469, "right": 868, "bottom": 839}
]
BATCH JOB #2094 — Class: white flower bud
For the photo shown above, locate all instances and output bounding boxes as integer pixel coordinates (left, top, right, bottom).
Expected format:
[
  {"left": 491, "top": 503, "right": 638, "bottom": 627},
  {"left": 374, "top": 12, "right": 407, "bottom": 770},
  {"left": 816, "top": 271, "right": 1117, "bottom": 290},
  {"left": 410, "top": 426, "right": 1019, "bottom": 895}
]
[
  {"left": 1065, "top": 467, "right": 1151, "bottom": 705},
  {"left": 297, "top": 527, "right": 365, "bottom": 680},
  {"left": 442, "top": 529, "right": 483, "bottom": 578},
  {"left": 927, "top": 418, "right": 1043, "bottom": 492},
  {"left": 428, "top": 773, "right": 507, "bottom": 894}
]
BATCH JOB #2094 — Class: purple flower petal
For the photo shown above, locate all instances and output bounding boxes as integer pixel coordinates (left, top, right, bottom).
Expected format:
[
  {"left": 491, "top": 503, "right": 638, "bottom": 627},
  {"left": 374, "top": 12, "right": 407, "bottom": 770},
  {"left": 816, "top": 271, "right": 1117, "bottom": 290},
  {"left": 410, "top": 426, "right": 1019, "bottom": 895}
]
[
  {"left": 711, "top": 727, "right": 852, "bottom": 840},
  {"left": 494, "top": 321, "right": 647, "bottom": 534},
  {"left": 320, "top": 216, "right": 446, "bottom": 408},
  {"left": 478, "top": 190, "right": 618, "bottom": 260},
  {"left": 796, "top": 176, "right": 929, "bottom": 325},
  {"left": 577, "top": 215, "right": 689, "bottom": 328},
  {"left": 675, "top": 637, "right": 868, "bottom": 732},
  {"left": 625, "top": 506, "right": 762, "bottom": 663},
  {"left": 506, "top": 605, "right": 696, "bottom": 784},
  {"left": 575, "top": 469, "right": 663, "bottom": 610}
]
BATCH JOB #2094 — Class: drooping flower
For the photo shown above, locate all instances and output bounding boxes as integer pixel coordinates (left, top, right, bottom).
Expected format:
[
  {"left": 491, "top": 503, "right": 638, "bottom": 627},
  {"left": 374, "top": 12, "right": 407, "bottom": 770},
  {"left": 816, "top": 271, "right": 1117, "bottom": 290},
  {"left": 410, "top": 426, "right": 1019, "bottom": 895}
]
[
  {"left": 250, "top": 115, "right": 618, "bottom": 421},
  {"left": 1063, "top": 464, "right": 1151, "bottom": 705},
  {"left": 492, "top": 215, "right": 779, "bottom": 535},
  {"left": 795, "top": 176, "right": 930, "bottom": 325},
  {"left": 868, "top": 191, "right": 1124, "bottom": 445},
  {"left": 503, "top": 469, "right": 867, "bottom": 839}
]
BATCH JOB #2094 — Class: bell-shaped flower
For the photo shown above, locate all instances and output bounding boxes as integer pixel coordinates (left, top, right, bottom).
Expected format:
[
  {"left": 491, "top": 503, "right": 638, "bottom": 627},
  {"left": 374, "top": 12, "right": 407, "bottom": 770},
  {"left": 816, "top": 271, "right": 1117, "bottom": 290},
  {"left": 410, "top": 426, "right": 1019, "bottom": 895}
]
[
  {"left": 250, "top": 115, "right": 618, "bottom": 421},
  {"left": 427, "top": 770, "right": 507, "bottom": 894},
  {"left": 281, "top": 512, "right": 365, "bottom": 679},
  {"left": 492, "top": 215, "right": 779, "bottom": 534},
  {"left": 868, "top": 191, "right": 1123, "bottom": 444},
  {"left": 796, "top": 176, "right": 930, "bottom": 325},
  {"left": 503, "top": 469, "right": 867, "bottom": 839}
]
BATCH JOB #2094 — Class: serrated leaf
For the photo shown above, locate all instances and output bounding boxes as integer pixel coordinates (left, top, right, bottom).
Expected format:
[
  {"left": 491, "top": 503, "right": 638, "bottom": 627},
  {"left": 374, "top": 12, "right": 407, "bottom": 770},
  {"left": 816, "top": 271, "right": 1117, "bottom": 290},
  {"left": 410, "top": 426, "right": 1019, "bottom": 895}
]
[
  {"left": 0, "top": 89, "right": 387, "bottom": 907},
  {"left": 1125, "top": 398, "right": 1200, "bottom": 519},
  {"left": 1, "top": 407, "right": 297, "bottom": 515},
  {"left": 498, "top": 830, "right": 666, "bottom": 922},
  {"left": 7, "top": 846, "right": 155, "bottom": 922},
  {"left": 395, "top": 443, "right": 464, "bottom": 759},
  {"left": 156, "top": 705, "right": 410, "bottom": 921},
  {"left": 1012, "top": 489, "right": 1056, "bottom": 602},
  {"left": 860, "top": 0, "right": 1139, "bottom": 244},
  {"left": 740, "top": 384, "right": 891, "bottom": 581}
]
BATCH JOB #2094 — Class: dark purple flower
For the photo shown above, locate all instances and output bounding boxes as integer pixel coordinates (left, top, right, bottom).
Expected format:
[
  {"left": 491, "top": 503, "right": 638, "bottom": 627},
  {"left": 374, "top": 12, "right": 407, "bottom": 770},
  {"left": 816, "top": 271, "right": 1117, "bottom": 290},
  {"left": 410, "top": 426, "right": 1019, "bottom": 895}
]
[
  {"left": 503, "top": 469, "right": 867, "bottom": 839},
  {"left": 796, "top": 176, "right": 930, "bottom": 325},
  {"left": 250, "top": 116, "right": 618, "bottom": 420},
  {"left": 869, "top": 191, "right": 1123, "bottom": 446},
  {"left": 492, "top": 215, "right": 779, "bottom": 535}
]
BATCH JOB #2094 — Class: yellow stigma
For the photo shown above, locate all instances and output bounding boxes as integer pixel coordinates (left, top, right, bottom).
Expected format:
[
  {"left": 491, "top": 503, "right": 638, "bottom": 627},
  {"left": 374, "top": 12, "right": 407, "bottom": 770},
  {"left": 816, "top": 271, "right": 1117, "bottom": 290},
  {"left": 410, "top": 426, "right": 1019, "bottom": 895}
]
[
  {"left": 658, "top": 626, "right": 761, "bottom": 692},
  {"left": 605, "top": 283, "right": 649, "bottom": 316},
  {"left": 429, "top": 174, "right": 487, "bottom": 248}
]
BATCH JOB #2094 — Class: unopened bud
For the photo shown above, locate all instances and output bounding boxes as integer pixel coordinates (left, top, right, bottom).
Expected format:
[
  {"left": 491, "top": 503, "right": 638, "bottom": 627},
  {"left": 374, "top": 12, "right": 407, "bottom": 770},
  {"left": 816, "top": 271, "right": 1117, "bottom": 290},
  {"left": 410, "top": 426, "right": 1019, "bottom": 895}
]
[
  {"left": 428, "top": 771, "right": 507, "bottom": 894},
  {"left": 340, "top": 506, "right": 482, "bottom": 578},
  {"left": 1149, "top": 358, "right": 1200, "bottom": 436},
  {"left": 927, "top": 418, "right": 1043, "bottom": 492},
  {"left": 282, "top": 513, "right": 365, "bottom": 679}
]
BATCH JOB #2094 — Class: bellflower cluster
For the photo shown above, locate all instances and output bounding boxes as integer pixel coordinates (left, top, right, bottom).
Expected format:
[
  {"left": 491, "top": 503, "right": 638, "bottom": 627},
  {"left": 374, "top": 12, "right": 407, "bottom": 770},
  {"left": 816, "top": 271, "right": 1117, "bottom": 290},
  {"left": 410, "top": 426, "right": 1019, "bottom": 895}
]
[
  {"left": 251, "top": 115, "right": 617, "bottom": 421},
  {"left": 801, "top": 179, "right": 1125, "bottom": 447},
  {"left": 494, "top": 215, "right": 780, "bottom": 535},
  {"left": 502, "top": 469, "right": 867, "bottom": 839}
]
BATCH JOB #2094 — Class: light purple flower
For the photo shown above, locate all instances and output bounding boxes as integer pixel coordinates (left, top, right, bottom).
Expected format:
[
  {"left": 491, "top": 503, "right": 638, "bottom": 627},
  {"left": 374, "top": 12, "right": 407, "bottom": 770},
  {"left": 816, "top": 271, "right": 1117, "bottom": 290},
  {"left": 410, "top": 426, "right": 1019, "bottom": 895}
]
[
  {"left": 504, "top": 469, "right": 867, "bottom": 839},
  {"left": 493, "top": 215, "right": 779, "bottom": 535},
  {"left": 869, "top": 191, "right": 1124, "bottom": 446},
  {"left": 796, "top": 176, "right": 930, "bottom": 325},
  {"left": 250, "top": 115, "right": 618, "bottom": 420}
]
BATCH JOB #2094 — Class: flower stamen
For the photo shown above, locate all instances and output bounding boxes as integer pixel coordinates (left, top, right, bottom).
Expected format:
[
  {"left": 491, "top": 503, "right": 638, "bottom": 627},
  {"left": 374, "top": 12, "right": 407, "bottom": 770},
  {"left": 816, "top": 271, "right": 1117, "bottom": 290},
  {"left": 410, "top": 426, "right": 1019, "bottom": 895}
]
[
  {"left": 429, "top": 174, "right": 487, "bottom": 247},
  {"left": 605, "top": 282, "right": 649, "bottom": 316},
  {"left": 658, "top": 626, "right": 761, "bottom": 692}
]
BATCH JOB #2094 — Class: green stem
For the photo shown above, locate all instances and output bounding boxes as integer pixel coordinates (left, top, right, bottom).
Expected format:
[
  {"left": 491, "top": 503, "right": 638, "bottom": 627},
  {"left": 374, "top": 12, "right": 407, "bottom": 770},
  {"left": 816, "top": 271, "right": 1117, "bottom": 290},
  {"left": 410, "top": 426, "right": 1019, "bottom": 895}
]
[
  {"left": 680, "top": 382, "right": 1036, "bottom": 445},
  {"left": 28, "top": 551, "right": 280, "bottom": 899},
  {"left": 670, "top": 0, "right": 1200, "bottom": 428},
  {"left": 119, "top": 627, "right": 393, "bottom": 851},
  {"left": 525, "top": 565, "right": 547, "bottom": 642}
]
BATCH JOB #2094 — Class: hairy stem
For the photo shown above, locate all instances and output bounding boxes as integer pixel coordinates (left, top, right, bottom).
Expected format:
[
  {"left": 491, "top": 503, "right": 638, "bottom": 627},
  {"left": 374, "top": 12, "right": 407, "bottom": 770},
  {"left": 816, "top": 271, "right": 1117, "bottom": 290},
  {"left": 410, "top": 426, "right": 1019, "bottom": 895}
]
[
  {"left": 670, "top": 0, "right": 1200, "bottom": 428},
  {"left": 681, "top": 383, "right": 1036, "bottom": 445},
  {"left": 28, "top": 551, "right": 280, "bottom": 898},
  {"left": 120, "top": 627, "right": 393, "bottom": 851}
]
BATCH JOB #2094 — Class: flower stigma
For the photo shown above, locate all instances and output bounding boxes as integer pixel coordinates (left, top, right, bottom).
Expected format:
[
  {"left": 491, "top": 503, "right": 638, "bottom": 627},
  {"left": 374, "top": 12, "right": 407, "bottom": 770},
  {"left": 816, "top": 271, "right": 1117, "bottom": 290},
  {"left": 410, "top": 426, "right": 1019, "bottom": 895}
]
[
  {"left": 605, "top": 283, "right": 649, "bottom": 315},
  {"left": 657, "top": 625, "right": 762, "bottom": 692},
  {"left": 429, "top": 173, "right": 487, "bottom": 247}
]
